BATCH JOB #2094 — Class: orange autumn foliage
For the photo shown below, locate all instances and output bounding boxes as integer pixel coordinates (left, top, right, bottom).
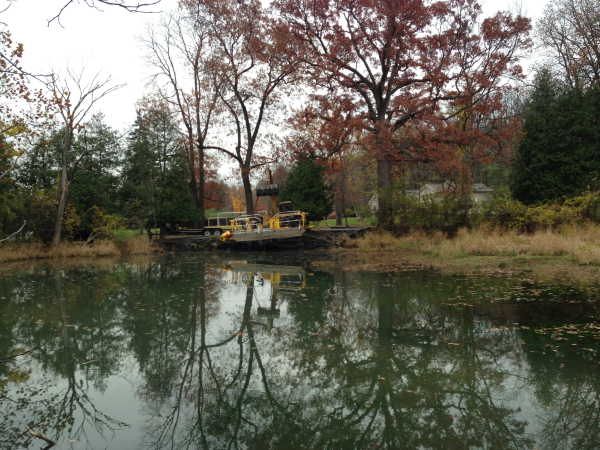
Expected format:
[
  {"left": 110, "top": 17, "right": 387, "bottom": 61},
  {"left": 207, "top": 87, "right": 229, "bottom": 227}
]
[{"left": 230, "top": 188, "right": 245, "bottom": 213}]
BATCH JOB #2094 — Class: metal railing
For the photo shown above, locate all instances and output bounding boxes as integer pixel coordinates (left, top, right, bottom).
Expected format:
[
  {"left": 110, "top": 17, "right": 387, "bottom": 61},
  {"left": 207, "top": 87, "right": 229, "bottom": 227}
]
[
  {"left": 230, "top": 215, "right": 265, "bottom": 233},
  {"left": 228, "top": 211, "right": 307, "bottom": 233},
  {"left": 270, "top": 211, "right": 307, "bottom": 230}
]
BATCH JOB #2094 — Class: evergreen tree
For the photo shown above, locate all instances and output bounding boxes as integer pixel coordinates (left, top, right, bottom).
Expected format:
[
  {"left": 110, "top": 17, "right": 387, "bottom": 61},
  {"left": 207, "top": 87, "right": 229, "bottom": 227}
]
[
  {"left": 15, "top": 131, "right": 61, "bottom": 191},
  {"left": 120, "top": 110, "right": 200, "bottom": 233},
  {"left": 69, "top": 113, "right": 123, "bottom": 220},
  {"left": 280, "top": 158, "right": 333, "bottom": 222},
  {"left": 511, "top": 70, "right": 600, "bottom": 204},
  {"left": 0, "top": 135, "right": 25, "bottom": 239}
]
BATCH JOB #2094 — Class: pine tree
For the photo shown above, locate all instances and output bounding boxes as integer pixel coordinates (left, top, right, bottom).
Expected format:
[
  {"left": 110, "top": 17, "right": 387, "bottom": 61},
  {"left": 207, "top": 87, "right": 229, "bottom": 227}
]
[
  {"left": 511, "top": 70, "right": 600, "bottom": 204},
  {"left": 280, "top": 158, "right": 333, "bottom": 222},
  {"left": 120, "top": 110, "right": 201, "bottom": 233}
]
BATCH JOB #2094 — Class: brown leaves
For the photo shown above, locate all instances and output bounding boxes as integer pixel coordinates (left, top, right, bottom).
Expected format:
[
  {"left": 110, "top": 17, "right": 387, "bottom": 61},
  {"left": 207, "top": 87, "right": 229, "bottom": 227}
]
[{"left": 274, "top": 0, "right": 532, "bottom": 226}]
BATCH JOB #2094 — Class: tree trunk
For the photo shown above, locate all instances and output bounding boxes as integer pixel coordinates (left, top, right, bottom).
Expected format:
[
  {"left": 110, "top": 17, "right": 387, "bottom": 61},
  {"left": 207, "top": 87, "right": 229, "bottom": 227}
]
[
  {"left": 52, "top": 130, "right": 73, "bottom": 247},
  {"left": 242, "top": 168, "right": 254, "bottom": 215},
  {"left": 463, "top": 153, "right": 470, "bottom": 228},
  {"left": 145, "top": 225, "right": 153, "bottom": 242},
  {"left": 189, "top": 140, "right": 206, "bottom": 228},
  {"left": 189, "top": 162, "right": 200, "bottom": 228},
  {"left": 464, "top": 186, "right": 470, "bottom": 228},
  {"left": 197, "top": 143, "right": 205, "bottom": 225},
  {"left": 334, "top": 187, "right": 343, "bottom": 226},
  {"left": 341, "top": 164, "right": 348, "bottom": 227},
  {"left": 377, "top": 158, "right": 393, "bottom": 230}
]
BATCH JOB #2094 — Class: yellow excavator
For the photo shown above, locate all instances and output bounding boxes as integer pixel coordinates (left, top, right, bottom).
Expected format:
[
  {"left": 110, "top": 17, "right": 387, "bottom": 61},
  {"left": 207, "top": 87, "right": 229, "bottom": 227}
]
[{"left": 220, "top": 164, "right": 309, "bottom": 242}]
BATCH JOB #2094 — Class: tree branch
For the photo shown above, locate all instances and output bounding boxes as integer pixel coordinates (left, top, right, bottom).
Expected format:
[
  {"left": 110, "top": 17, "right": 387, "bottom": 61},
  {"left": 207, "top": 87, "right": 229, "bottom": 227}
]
[
  {"left": 0, "top": 152, "right": 22, "bottom": 180},
  {"left": 47, "top": 0, "right": 162, "bottom": 27},
  {"left": 0, "top": 221, "right": 26, "bottom": 243},
  {"left": 0, "top": 345, "right": 38, "bottom": 364}
]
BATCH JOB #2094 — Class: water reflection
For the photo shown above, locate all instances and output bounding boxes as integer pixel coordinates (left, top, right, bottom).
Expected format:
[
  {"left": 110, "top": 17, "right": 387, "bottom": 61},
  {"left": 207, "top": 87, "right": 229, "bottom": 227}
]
[
  {"left": 1, "top": 256, "right": 600, "bottom": 449},
  {"left": 227, "top": 263, "right": 305, "bottom": 331}
]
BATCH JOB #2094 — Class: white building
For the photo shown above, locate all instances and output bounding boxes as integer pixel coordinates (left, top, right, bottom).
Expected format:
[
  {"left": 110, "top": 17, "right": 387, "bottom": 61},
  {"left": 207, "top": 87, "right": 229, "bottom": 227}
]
[{"left": 368, "top": 183, "right": 494, "bottom": 211}]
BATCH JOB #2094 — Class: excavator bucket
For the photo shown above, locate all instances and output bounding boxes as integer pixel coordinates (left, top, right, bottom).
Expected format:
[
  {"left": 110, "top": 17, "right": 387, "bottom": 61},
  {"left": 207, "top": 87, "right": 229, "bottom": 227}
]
[{"left": 256, "top": 184, "right": 280, "bottom": 197}]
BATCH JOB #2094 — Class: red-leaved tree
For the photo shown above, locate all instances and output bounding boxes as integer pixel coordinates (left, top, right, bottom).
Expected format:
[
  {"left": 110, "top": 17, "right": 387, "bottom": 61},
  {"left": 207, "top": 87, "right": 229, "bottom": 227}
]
[
  {"left": 283, "top": 96, "right": 361, "bottom": 224},
  {"left": 274, "top": 0, "right": 531, "bottom": 229}
]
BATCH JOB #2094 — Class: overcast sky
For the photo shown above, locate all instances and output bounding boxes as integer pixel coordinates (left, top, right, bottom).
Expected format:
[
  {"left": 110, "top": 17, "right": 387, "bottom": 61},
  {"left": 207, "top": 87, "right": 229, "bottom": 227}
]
[{"left": 2, "top": 0, "right": 550, "bottom": 132}]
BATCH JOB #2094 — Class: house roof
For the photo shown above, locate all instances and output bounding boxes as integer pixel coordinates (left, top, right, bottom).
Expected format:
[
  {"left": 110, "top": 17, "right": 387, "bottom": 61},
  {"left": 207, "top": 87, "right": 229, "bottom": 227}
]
[
  {"left": 419, "top": 183, "right": 493, "bottom": 193},
  {"left": 473, "top": 183, "right": 494, "bottom": 192},
  {"left": 421, "top": 183, "right": 444, "bottom": 192}
]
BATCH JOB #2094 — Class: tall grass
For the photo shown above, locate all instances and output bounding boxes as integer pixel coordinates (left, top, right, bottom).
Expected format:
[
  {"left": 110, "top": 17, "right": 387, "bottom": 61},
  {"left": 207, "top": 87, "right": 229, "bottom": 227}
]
[
  {"left": 342, "top": 225, "right": 600, "bottom": 266},
  {"left": 0, "top": 236, "right": 160, "bottom": 263}
]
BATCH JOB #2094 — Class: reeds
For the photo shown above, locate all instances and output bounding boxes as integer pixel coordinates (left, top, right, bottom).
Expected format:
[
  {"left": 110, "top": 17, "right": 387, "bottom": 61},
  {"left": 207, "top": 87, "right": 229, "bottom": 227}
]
[
  {"left": 0, "top": 236, "right": 160, "bottom": 263},
  {"left": 342, "top": 225, "right": 600, "bottom": 266}
]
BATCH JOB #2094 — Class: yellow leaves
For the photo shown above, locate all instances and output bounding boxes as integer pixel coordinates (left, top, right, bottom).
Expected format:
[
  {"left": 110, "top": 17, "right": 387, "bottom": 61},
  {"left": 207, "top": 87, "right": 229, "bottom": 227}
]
[
  {"left": 230, "top": 188, "right": 245, "bottom": 212},
  {"left": 4, "top": 124, "right": 28, "bottom": 136},
  {"left": 63, "top": 203, "right": 81, "bottom": 240}
]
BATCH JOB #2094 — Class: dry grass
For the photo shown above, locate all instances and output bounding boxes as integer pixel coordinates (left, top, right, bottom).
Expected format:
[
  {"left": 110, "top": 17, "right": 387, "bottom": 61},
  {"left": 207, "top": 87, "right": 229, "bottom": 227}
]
[
  {"left": 0, "top": 236, "right": 160, "bottom": 263},
  {"left": 342, "top": 225, "right": 600, "bottom": 266},
  {"left": 120, "top": 236, "right": 159, "bottom": 255}
]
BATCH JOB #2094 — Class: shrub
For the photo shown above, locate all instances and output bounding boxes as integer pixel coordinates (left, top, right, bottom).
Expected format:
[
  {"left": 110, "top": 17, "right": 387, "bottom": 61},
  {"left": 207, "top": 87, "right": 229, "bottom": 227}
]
[
  {"left": 482, "top": 190, "right": 600, "bottom": 232},
  {"left": 368, "top": 182, "right": 600, "bottom": 235},
  {"left": 388, "top": 188, "right": 478, "bottom": 234}
]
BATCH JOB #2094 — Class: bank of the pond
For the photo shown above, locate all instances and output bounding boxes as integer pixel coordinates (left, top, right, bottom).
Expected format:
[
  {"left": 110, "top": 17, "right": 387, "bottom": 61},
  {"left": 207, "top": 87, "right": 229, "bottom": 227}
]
[
  {"left": 0, "top": 236, "right": 160, "bottom": 262},
  {"left": 5, "top": 226, "right": 600, "bottom": 273},
  {"left": 341, "top": 226, "right": 600, "bottom": 273}
]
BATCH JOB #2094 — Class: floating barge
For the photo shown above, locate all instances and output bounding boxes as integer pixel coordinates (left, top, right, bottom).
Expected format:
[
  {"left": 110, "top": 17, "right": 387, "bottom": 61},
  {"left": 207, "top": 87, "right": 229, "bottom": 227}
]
[{"left": 219, "top": 164, "right": 311, "bottom": 244}]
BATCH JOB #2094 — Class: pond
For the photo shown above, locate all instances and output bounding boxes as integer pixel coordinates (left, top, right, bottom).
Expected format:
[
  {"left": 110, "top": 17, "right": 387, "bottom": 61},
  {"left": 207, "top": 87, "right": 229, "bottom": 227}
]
[{"left": 1, "top": 253, "right": 600, "bottom": 449}]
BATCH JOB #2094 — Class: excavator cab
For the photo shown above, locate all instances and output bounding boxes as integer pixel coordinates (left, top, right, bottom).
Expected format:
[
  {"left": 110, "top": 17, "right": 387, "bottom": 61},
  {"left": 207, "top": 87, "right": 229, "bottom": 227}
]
[{"left": 278, "top": 201, "right": 295, "bottom": 213}]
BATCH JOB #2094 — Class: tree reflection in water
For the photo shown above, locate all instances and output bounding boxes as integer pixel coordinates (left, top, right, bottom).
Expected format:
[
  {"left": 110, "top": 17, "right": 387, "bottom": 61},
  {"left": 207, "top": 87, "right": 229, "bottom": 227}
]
[
  {"left": 1, "top": 256, "right": 600, "bottom": 449},
  {"left": 1, "top": 263, "right": 129, "bottom": 449}
]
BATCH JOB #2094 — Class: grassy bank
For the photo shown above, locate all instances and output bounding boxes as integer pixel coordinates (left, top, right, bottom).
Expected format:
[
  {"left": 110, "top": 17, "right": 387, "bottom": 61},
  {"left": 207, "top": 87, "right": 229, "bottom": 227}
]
[
  {"left": 311, "top": 217, "right": 371, "bottom": 228},
  {"left": 0, "top": 236, "right": 160, "bottom": 263},
  {"left": 342, "top": 226, "right": 600, "bottom": 267}
]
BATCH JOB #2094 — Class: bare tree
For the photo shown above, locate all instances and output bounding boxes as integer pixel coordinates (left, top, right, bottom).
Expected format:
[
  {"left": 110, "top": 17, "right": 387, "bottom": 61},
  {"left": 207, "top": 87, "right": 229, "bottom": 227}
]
[
  {"left": 537, "top": 0, "right": 600, "bottom": 89},
  {"left": 45, "top": 67, "right": 123, "bottom": 247},
  {"left": 140, "top": 9, "right": 220, "bottom": 224},
  {"left": 181, "top": 0, "right": 298, "bottom": 215}
]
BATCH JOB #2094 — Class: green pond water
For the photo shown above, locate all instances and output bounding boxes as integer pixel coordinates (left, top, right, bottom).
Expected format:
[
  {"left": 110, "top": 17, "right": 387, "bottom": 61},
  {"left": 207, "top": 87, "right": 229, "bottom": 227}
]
[{"left": 2, "top": 253, "right": 600, "bottom": 450}]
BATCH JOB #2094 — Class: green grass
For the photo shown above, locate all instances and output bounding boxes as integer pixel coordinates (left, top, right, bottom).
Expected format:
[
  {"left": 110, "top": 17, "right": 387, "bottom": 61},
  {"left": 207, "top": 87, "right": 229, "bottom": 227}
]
[
  {"left": 114, "top": 229, "right": 139, "bottom": 242},
  {"left": 310, "top": 217, "right": 371, "bottom": 228},
  {"left": 113, "top": 228, "right": 154, "bottom": 242}
]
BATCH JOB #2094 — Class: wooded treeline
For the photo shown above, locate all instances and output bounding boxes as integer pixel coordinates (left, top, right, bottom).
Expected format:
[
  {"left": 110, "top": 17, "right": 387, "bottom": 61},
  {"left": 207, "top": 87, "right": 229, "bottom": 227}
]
[{"left": 1, "top": 0, "right": 599, "bottom": 243}]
